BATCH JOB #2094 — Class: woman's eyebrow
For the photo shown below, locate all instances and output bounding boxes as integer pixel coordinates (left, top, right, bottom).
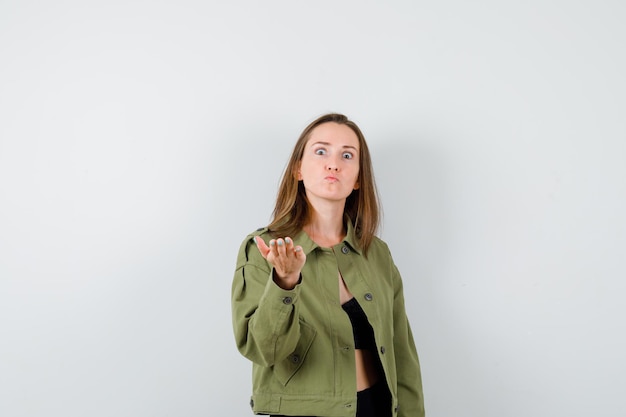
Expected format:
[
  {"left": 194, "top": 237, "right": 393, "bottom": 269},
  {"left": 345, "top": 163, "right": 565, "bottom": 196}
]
[{"left": 310, "top": 141, "right": 358, "bottom": 150}]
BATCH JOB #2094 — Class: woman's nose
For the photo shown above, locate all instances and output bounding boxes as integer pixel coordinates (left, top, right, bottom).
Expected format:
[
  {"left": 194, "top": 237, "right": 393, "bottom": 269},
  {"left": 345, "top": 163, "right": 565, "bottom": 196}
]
[{"left": 327, "top": 154, "right": 341, "bottom": 171}]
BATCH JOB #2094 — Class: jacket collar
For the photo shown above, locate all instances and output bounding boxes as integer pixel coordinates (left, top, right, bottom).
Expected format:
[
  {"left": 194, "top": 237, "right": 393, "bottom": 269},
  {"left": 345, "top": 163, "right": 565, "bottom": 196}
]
[{"left": 294, "top": 217, "right": 361, "bottom": 256}]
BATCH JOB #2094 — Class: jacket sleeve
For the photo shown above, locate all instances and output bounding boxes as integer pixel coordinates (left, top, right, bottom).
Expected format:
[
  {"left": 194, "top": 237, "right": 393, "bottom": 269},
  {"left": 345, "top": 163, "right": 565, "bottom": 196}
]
[
  {"left": 231, "top": 232, "right": 303, "bottom": 367},
  {"left": 391, "top": 259, "right": 426, "bottom": 417}
]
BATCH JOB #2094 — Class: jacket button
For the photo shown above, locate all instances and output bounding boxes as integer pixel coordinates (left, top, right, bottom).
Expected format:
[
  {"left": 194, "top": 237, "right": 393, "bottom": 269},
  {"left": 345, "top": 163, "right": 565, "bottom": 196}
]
[
  {"left": 282, "top": 296, "right": 293, "bottom": 304},
  {"left": 380, "top": 346, "right": 386, "bottom": 354},
  {"left": 290, "top": 354, "right": 300, "bottom": 363},
  {"left": 364, "top": 293, "right": 373, "bottom": 301},
  {"left": 341, "top": 246, "right": 350, "bottom": 254},
  {"left": 250, "top": 399, "right": 254, "bottom": 408}
]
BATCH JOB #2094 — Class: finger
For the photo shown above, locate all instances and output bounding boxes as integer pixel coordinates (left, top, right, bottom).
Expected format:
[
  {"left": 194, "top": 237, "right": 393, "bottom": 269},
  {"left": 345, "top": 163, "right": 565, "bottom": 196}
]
[
  {"left": 252, "top": 236, "right": 270, "bottom": 258},
  {"left": 275, "top": 238, "right": 287, "bottom": 257},
  {"left": 284, "top": 237, "right": 295, "bottom": 254},
  {"left": 289, "top": 239, "right": 304, "bottom": 259},
  {"left": 268, "top": 239, "right": 278, "bottom": 258}
]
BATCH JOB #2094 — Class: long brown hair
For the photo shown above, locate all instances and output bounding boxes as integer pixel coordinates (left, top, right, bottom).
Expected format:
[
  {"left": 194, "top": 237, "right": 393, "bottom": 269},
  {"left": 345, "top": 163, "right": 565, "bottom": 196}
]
[{"left": 268, "top": 113, "right": 381, "bottom": 255}]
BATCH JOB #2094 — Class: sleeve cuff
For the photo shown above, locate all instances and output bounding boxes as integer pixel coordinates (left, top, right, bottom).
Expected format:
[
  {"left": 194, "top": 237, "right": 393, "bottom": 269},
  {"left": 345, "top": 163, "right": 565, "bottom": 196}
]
[{"left": 261, "top": 269, "right": 301, "bottom": 307}]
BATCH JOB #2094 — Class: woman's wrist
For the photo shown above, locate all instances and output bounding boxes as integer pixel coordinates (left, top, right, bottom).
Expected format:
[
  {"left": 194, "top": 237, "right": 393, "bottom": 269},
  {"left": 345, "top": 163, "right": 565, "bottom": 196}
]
[{"left": 273, "top": 270, "right": 301, "bottom": 290}]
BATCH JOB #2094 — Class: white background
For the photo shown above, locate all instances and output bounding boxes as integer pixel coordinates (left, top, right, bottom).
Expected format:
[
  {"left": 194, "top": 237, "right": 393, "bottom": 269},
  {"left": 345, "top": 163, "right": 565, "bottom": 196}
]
[{"left": 1, "top": 1, "right": 625, "bottom": 416}]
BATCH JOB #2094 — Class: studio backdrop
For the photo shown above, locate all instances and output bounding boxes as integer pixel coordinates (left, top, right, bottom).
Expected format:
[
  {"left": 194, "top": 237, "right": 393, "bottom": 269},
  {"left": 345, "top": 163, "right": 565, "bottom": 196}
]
[{"left": 0, "top": 1, "right": 624, "bottom": 416}]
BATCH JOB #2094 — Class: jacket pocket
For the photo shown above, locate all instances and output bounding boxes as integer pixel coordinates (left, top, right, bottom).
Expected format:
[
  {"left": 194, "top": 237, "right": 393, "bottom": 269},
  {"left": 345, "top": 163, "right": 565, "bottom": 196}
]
[{"left": 273, "top": 319, "right": 316, "bottom": 386}]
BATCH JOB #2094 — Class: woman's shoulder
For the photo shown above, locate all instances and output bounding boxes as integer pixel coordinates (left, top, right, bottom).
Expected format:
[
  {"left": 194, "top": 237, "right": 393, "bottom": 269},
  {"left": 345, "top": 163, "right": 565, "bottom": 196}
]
[
  {"left": 369, "top": 234, "right": 392, "bottom": 253},
  {"left": 246, "top": 226, "right": 272, "bottom": 238},
  {"left": 238, "top": 226, "right": 273, "bottom": 249},
  {"left": 358, "top": 235, "right": 395, "bottom": 265},
  {"left": 235, "top": 227, "right": 272, "bottom": 268}
]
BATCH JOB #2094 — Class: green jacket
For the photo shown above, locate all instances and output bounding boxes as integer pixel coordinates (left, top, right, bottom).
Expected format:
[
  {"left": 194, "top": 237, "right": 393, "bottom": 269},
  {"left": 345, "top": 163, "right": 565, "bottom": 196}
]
[{"left": 231, "top": 221, "right": 425, "bottom": 417}]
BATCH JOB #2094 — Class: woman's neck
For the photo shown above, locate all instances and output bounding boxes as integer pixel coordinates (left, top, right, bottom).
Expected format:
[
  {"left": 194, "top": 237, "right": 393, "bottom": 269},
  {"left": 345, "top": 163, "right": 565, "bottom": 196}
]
[{"left": 303, "top": 202, "right": 346, "bottom": 248}]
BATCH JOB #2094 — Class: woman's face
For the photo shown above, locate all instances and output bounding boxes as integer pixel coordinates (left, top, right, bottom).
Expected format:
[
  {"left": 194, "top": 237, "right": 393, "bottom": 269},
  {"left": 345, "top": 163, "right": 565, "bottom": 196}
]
[{"left": 297, "top": 122, "right": 360, "bottom": 206}]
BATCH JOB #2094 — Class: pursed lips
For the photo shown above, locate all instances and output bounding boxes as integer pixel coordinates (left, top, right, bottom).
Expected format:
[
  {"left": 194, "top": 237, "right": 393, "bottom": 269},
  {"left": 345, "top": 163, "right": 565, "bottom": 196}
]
[{"left": 324, "top": 175, "right": 339, "bottom": 182}]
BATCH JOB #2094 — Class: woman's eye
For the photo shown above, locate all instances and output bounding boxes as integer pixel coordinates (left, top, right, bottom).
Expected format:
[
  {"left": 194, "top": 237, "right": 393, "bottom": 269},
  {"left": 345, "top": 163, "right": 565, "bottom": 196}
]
[
  {"left": 315, "top": 148, "right": 326, "bottom": 155},
  {"left": 342, "top": 152, "right": 353, "bottom": 159}
]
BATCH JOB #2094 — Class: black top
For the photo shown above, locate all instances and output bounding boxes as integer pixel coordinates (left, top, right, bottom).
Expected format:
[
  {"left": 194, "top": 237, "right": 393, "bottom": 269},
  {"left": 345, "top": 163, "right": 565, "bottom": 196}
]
[{"left": 341, "top": 297, "right": 377, "bottom": 350}]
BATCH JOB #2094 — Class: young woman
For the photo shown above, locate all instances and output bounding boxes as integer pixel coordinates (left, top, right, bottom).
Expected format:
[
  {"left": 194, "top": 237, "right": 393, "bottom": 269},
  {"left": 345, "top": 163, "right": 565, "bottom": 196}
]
[{"left": 232, "top": 113, "right": 425, "bottom": 417}]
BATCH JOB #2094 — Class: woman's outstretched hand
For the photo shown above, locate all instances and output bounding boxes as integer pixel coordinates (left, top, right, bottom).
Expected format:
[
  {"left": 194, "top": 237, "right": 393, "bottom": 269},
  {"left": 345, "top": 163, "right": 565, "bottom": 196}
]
[{"left": 253, "top": 236, "right": 306, "bottom": 290}]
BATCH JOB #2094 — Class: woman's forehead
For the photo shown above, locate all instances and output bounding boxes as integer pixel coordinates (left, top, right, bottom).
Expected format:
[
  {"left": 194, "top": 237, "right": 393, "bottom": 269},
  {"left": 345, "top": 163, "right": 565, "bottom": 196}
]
[{"left": 306, "top": 122, "right": 360, "bottom": 148}]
